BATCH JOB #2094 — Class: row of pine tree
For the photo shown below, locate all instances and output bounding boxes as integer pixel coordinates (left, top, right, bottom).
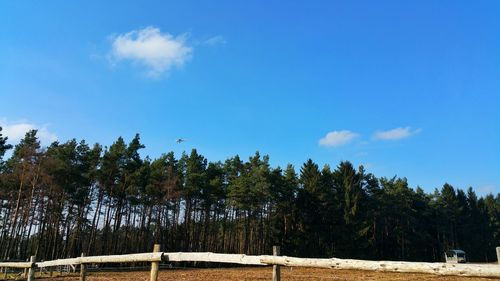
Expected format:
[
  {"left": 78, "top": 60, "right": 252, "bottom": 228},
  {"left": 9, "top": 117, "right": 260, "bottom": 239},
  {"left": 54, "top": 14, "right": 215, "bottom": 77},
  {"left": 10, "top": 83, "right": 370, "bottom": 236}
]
[{"left": 0, "top": 128, "right": 499, "bottom": 263}]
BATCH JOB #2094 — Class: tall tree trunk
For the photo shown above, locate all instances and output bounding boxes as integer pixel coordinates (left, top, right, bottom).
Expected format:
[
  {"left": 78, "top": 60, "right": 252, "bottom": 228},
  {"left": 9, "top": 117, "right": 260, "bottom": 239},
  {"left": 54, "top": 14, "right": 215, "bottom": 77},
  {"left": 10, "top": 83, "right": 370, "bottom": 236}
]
[
  {"left": 4, "top": 166, "right": 26, "bottom": 259},
  {"left": 87, "top": 189, "right": 103, "bottom": 255}
]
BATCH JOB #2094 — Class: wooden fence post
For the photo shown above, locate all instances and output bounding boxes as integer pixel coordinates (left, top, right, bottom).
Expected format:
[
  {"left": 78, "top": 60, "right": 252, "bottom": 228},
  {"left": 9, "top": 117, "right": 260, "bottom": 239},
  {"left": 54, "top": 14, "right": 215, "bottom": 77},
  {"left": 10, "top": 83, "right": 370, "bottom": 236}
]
[
  {"left": 496, "top": 247, "right": 500, "bottom": 265},
  {"left": 27, "top": 255, "right": 36, "bottom": 281},
  {"left": 150, "top": 244, "right": 161, "bottom": 281},
  {"left": 80, "top": 253, "right": 86, "bottom": 281},
  {"left": 24, "top": 260, "right": 28, "bottom": 278},
  {"left": 4, "top": 258, "right": 8, "bottom": 279},
  {"left": 273, "top": 246, "right": 281, "bottom": 281}
]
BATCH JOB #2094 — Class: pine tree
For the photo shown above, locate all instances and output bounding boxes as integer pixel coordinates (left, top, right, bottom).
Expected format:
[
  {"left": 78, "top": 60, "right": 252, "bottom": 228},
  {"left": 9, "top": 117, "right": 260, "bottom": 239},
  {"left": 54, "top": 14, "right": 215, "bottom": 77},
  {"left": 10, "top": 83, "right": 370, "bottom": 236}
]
[{"left": 0, "top": 126, "right": 13, "bottom": 166}]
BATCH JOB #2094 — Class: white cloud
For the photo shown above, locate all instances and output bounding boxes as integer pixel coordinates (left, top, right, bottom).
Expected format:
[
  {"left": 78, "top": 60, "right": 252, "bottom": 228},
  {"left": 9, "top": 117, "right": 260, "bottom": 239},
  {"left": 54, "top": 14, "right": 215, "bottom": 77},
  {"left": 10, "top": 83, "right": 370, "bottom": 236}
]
[
  {"left": 319, "top": 130, "right": 359, "bottom": 147},
  {"left": 360, "top": 162, "right": 374, "bottom": 170},
  {"left": 110, "top": 26, "right": 192, "bottom": 77},
  {"left": 477, "top": 184, "right": 496, "bottom": 196},
  {"left": 374, "top": 127, "right": 421, "bottom": 141},
  {"left": 203, "top": 35, "right": 226, "bottom": 46},
  {"left": 0, "top": 120, "right": 58, "bottom": 146}
]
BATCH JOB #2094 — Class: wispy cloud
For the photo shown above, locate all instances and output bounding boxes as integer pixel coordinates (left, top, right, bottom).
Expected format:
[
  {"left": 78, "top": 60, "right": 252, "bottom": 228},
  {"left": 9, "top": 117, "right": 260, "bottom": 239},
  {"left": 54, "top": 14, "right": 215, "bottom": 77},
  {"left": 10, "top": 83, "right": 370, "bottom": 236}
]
[
  {"left": 374, "top": 127, "right": 421, "bottom": 141},
  {"left": 319, "top": 130, "right": 359, "bottom": 147},
  {"left": 203, "top": 35, "right": 226, "bottom": 46},
  {"left": 477, "top": 184, "right": 496, "bottom": 196},
  {"left": 0, "top": 119, "right": 58, "bottom": 146},
  {"left": 109, "top": 26, "right": 192, "bottom": 77}
]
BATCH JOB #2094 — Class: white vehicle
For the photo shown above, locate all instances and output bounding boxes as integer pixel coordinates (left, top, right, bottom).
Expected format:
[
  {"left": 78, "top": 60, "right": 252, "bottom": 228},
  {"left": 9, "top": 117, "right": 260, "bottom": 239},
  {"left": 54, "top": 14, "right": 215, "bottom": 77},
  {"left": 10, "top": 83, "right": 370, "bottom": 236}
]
[{"left": 445, "top": 249, "right": 466, "bottom": 263}]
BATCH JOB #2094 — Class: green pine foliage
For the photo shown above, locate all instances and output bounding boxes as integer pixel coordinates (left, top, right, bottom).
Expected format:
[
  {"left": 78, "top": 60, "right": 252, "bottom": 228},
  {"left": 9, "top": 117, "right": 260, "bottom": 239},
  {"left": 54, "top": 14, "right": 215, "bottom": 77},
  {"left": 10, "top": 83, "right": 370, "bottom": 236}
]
[{"left": 0, "top": 133, "right": 498, "bottom": 262}]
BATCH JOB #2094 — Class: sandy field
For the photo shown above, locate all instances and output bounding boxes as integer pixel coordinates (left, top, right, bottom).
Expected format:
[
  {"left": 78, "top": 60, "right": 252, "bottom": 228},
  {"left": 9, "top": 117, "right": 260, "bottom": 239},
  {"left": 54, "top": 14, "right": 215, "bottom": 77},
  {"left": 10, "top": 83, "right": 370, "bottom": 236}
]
[{"left": 27, "top": 267, "right": 499, "bottom": 281}]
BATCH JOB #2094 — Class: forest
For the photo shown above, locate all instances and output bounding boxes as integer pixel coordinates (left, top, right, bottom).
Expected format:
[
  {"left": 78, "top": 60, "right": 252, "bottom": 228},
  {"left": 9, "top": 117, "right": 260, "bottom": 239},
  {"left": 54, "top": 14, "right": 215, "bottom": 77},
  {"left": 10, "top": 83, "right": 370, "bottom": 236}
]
[{"left": 0, "top": 128, "right": 499, "bottom": 263}]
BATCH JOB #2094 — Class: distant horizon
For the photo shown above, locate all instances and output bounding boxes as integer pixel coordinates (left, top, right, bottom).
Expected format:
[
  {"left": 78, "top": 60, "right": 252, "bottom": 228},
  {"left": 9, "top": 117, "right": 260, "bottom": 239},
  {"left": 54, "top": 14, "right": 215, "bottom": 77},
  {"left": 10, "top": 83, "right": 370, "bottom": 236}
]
[{"left": 1, "top": 129, "right": 496, "bottom": 198}]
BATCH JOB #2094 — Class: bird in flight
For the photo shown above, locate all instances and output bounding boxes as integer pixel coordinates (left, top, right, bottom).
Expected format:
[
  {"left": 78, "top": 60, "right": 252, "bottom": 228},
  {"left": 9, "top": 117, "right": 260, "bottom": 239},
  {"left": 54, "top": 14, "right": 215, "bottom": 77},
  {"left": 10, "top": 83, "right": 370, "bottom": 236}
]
[{"left": 176, "top": 138, "right": 187, "bottom": 144}]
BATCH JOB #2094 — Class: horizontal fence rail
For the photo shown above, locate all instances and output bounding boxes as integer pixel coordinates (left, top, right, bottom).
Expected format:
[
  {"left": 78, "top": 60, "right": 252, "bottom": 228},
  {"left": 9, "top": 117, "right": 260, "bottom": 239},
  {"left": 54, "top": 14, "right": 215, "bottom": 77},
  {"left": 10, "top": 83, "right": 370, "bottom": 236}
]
[
  {"left": 0, "top": 261, "right": 33, "bottom": 268},
  {"left": 163, "top": 252, "right": 263, "bottom": 265},
  {"left": 259, "top": 256, "right": 500, "bottom": 278},
  {"left": 161, "top": 252, "right": 500, "bottom": 278},
  {"left": 1, "top": 245, "right": 500, "bottom": 280},
  {"left": 37, "top": 252, "right": 164, "bottom": 268}
]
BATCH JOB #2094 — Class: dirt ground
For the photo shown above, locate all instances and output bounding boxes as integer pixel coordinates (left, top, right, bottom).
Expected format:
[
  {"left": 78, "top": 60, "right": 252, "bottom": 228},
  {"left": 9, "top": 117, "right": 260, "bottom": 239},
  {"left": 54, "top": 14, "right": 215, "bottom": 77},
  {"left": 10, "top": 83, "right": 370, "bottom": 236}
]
[{"left": 30, "top": 267, "right": 499, "bottom": 281}]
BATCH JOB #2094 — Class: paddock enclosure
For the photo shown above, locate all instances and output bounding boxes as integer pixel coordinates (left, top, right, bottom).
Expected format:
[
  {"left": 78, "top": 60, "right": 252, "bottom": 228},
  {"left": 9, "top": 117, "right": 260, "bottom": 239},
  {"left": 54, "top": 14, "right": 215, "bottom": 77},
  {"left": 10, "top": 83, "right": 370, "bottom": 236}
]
[
  {"left": 2, "top": 246, "right": 500, "bottom": 280},
  {"left": 25, "top": 267, "right": 500, "bottom": 281}
]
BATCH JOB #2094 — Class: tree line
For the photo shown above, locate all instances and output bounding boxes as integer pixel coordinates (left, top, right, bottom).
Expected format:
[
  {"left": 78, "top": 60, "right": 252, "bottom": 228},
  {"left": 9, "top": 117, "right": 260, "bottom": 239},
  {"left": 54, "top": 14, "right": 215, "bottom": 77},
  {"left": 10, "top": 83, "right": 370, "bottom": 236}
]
[{"left": 0, "top": 128, "right": 499, "bottom": 263}]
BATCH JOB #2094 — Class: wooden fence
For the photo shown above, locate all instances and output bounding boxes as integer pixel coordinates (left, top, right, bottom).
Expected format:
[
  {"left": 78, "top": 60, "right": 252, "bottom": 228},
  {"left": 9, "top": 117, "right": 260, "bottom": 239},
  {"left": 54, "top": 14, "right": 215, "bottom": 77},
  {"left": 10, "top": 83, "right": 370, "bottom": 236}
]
[{"left": 1, "top": 245, "right": 500, "bottom": 281}]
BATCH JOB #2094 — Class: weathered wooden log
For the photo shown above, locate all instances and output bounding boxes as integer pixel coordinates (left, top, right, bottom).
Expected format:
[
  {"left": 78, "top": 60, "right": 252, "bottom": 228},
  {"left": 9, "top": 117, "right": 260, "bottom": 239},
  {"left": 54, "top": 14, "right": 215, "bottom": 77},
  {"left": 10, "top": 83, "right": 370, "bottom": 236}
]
[
  {"left": 150, "top": 244, "right": 160, "bottom": 281},
  {"left": 27, "top": 256, "right": 36, "bottom": 281},
  {"left": 37, "top": 252, "right": 164, "bottom": 268},
  {"left": 0, "top": 262, "right": 33, "bottom": 268},
  {"left": 259, "top": 256, "right": 500, "bottom": 278},
  {"left": 496, "top": 247, "right": 500, "bottom": 265},
  {"left": 80, "top": 253, "right": 86, "bottom": 281},
  {"left": 81, "top": 252, "right": 164, "bottom": 264},
  {"left": 163, "top": 252, "right": 263, "bottom": 265},
  {"left": 272, "top": 246, "right": 280, "bottom": 281},
  {"left": 37, "top": 258, "right": 80, "bottom": 268}
]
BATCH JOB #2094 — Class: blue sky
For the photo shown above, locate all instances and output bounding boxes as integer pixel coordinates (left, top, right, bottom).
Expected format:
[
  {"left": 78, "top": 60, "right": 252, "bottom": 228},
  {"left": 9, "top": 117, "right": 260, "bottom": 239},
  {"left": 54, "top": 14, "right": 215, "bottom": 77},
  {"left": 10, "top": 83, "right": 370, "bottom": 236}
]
[{"left": 1, "top": 1, "right": 498, "bottom": 195}]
